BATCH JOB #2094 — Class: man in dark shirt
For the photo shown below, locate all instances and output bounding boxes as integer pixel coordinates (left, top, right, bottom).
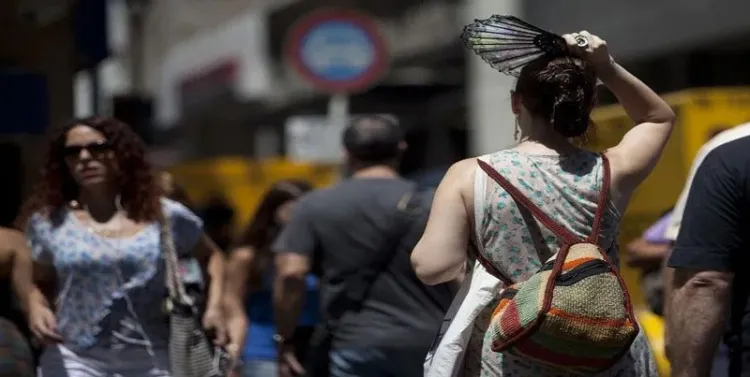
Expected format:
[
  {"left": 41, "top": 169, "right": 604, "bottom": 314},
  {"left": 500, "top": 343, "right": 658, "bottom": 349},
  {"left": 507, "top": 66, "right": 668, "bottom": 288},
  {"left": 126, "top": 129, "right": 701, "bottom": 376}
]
[
  {"left": 668, "top": 136, "right": 750, "bottom": 377},
  {"left": 272, "top": 116, "right": 456, "bottom": 377}
]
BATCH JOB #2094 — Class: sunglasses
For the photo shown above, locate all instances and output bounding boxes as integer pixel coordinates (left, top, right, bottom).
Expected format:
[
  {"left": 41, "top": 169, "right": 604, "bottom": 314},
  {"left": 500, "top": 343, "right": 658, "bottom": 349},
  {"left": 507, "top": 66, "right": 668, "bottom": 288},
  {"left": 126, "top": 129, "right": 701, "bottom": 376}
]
[{"left": 62, "top": 141, "right": 112, "bottom": 159}]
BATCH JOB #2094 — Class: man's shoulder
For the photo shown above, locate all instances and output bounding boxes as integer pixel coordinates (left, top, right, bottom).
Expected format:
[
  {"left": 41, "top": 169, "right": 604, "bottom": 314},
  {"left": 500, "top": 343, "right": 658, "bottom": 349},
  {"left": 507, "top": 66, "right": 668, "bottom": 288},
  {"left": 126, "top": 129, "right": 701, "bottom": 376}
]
[
  {"left": 703, "top": 135, "right": 750, "bottom": 171},
  {"left": 300, "top": 178, "right": 417, "bottom": 213},
  {"left": 708, "top": 122, "right": 750, "bottom": 146}
]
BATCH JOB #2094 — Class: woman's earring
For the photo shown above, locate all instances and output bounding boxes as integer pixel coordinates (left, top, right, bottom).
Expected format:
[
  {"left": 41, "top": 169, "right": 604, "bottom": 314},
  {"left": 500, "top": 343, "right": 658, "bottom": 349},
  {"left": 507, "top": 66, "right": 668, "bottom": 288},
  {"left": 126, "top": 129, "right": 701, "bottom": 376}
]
[{"left": 514, "top": 118, "right": 521, "bottom": 141}]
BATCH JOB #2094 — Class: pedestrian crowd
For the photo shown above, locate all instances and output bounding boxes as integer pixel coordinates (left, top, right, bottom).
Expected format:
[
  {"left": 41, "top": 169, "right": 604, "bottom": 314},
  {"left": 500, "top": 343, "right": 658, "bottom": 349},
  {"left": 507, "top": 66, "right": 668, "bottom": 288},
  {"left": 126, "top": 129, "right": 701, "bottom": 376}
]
[{"left": 0, "top": 19, "right": 747, "bottom": 377}]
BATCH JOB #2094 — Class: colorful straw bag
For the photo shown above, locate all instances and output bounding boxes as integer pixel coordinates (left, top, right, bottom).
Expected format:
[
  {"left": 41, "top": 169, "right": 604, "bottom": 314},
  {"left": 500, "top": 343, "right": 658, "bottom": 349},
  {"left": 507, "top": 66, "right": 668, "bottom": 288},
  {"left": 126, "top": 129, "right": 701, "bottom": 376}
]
[{"left": 475, "top": 156, "right": 638, "bottom": 374}]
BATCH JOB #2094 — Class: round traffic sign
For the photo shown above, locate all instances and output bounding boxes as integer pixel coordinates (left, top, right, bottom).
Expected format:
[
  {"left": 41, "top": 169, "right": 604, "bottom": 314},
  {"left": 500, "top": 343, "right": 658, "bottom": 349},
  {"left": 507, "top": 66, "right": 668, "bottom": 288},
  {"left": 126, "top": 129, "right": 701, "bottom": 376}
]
[{"left": 285, "top": 9, "right": 389, "bottom": 94}]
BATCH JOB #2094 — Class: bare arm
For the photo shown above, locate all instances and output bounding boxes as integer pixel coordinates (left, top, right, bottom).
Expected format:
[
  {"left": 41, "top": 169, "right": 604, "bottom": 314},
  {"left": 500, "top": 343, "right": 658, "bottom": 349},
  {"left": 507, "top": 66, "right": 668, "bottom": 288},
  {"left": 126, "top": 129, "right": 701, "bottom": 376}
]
[
  {"left": 273, "top": 252, "right": 309, "bottom": 342},
  {"left": 223, "top": 247, "right": 254, "bottom": 357},
  {"left": 411, "top": 158, "right": 474, "bottom": 285},
  {"left": 0, "top": 228, "right": 33, "bottom": 313},
  {"left": 269, "top": 196, "right": 317, "bottom": 349},
  {"left": 598, "top": 60, "right": 676, "bottom": 192},
  {"left": 563, "top": 32, "right": 675, "bottom": 195},
  {"left": 25, "top": 220, "right": 64, "bottom": 343},
  {"left": 664, "top": 147, "right": 744, "bottom": 374},
  {"left": 6, "top": 230, "right": 34, "bottom": 315},
  {"left": 624, "top": 237, "right": 670, "bottom": 269},
  {"left": 669, "top": 269, "right": 732, "bottom": 377},
  {"left": 192, "top": 233, "right": 225, "bottom": 312},
  {"left": 662, "top": 264, "right": 675, "bottom": 360}
]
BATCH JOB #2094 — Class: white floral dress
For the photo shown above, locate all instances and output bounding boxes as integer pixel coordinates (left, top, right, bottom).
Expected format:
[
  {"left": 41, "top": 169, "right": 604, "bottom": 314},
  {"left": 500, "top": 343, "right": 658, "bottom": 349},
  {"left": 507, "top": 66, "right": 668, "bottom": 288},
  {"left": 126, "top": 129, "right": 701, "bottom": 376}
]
[{"left": 464, "top": 150, "right": 658, "bottom": 377}]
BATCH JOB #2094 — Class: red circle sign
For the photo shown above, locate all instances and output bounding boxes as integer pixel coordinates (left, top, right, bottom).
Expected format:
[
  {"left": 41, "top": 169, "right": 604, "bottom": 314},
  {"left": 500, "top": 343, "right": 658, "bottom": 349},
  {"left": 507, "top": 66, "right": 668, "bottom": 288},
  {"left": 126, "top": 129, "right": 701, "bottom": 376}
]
[{"left": 284, "top": 9, "right": 389, "bottom": 94}]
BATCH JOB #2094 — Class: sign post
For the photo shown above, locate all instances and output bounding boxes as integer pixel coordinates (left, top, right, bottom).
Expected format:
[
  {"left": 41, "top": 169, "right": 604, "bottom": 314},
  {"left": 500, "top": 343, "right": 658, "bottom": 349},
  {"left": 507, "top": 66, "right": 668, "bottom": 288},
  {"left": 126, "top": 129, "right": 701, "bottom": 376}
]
[{"left": 285, "top": 8, "right": 389, "bottom": 146}]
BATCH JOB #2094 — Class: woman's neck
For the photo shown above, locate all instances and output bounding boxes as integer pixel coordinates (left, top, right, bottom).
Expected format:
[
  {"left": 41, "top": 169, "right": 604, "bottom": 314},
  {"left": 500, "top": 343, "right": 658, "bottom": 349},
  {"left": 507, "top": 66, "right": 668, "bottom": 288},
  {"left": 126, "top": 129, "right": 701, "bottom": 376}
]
[
  {"left": 78, "top": 189, "right": 119, "bottom": 222},
  {"left": 516, "top": 118, "right": 581, "bottom": 155}
]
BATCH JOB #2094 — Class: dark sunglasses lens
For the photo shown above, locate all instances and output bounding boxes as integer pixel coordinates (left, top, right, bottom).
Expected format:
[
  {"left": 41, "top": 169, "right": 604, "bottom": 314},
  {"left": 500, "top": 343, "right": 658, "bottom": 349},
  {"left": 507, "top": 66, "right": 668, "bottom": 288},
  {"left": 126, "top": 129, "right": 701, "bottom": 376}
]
[
  {"left": 88, "top": 143, "right": 111, "bottom": 155},
  {"left": 63, "top": 143, "right": 110, "bottom": 158},
  {"left": 63, "top": 146, "right": 83, "bottom": 158}
]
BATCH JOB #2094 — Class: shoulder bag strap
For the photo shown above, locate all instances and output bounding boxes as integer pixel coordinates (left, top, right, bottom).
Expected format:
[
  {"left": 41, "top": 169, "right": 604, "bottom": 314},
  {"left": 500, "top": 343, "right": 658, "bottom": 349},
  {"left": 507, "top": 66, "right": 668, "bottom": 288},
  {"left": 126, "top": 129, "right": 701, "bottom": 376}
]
[
  {"left": 159, "top": 213, "right": 190, "bottom": 305},
  {"left": 326, "top": 185, "right": 425, "bottom": 324}
]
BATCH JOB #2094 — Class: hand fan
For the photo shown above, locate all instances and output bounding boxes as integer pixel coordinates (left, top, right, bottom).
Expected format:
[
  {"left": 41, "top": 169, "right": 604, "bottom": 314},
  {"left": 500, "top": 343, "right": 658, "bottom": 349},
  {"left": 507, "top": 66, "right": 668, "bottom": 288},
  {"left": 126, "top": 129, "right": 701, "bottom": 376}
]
[{"left": 461, "top": 15, "right": 570, "bottom": 77}]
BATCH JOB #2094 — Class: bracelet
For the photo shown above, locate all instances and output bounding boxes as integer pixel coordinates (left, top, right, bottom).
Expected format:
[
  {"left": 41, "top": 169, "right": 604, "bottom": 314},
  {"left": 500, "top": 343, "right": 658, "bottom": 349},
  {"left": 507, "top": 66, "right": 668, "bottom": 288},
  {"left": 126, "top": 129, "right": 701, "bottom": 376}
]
[{"left": 272, "top": 333, "right": 289, "bottom": 345}]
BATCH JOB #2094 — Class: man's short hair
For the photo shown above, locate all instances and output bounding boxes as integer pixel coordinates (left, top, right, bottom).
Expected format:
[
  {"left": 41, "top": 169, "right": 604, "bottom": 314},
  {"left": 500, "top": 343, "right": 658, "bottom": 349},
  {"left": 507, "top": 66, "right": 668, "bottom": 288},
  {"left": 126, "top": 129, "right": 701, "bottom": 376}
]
[{"left": 342, "top": 115, "right": 404, "bottom": 164}]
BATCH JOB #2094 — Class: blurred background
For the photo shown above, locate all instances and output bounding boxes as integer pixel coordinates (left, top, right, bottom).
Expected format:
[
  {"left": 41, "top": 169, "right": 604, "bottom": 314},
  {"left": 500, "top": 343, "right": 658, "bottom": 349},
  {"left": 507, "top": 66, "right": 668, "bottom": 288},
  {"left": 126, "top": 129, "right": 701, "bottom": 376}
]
[{"left": 2, "top": 1, "right": 750, "bottom": 375}]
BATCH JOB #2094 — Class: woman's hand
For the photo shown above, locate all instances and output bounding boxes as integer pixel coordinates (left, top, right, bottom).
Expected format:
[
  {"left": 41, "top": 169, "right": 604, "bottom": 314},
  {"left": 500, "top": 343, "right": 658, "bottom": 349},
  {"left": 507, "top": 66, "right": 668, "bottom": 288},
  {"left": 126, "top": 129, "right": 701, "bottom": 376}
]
[
  {"left": 202, "top": 306, "right": 228, "bottom": 346},
  {"left": 29, "top": 303, "right": 62, "bottom": 344},
  {"left": 563, "top": 30, "right": 613, "bottom": 72}
]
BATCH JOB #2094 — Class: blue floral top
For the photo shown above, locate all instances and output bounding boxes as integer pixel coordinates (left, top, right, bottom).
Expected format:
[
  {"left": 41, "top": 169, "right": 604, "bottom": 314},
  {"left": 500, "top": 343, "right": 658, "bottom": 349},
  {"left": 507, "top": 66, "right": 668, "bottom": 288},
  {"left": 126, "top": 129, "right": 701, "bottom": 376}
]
[{"left": 27, "top": 198, "right": 202, "bottom": 351}]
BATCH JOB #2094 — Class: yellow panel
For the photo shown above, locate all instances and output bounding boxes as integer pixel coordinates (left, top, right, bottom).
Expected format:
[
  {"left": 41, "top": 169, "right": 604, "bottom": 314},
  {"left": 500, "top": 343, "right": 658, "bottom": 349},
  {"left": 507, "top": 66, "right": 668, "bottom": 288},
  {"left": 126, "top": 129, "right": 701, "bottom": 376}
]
[
  {"left": 678, "top": 87, "right": 750, "bottom": 164},
  {"left": 168, "top": 157, "right": 338, "bottom": 233}
]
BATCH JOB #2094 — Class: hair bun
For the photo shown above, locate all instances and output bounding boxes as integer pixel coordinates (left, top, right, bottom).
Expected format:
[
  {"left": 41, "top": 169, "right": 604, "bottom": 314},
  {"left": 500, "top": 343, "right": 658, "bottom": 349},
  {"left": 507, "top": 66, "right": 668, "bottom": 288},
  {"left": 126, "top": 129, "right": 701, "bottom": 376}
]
[
  {"left": 514, "top": 56, "right": 597, "bottom": 139},
  {"left": 551, "top": 88, "right": 589, "bottom": 138}
]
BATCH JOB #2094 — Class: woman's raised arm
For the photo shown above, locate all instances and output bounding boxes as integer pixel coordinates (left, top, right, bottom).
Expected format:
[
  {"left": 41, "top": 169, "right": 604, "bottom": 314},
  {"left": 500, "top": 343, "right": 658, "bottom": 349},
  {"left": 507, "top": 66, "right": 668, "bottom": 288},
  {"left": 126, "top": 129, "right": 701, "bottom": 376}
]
[{"left": 565, "top": 31, "right": 676, "bottom": 195}]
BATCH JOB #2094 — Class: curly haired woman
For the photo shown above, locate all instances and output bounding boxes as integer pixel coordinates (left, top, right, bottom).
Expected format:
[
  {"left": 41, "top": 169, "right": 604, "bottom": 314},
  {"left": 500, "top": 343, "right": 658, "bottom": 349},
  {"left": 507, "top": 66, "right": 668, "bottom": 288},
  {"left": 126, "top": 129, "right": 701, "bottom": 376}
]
[{"left": 18, "top": 116, "right": 235, "bottom": 377}]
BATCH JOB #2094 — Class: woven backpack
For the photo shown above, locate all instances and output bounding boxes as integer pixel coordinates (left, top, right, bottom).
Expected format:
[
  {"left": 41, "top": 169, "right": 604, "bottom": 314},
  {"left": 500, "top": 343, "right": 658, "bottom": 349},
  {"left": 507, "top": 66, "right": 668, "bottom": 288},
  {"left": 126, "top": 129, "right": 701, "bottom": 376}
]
[{"left": 475, "top": 156, "right": 639, "bottom": 374}]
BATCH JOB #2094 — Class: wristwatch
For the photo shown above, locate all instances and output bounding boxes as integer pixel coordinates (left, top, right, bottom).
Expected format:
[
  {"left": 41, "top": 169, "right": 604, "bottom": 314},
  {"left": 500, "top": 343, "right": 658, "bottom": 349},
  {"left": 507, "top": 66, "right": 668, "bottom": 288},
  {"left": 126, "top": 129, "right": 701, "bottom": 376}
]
[{"left": 272, "top": 333, "right": 290, "bottom": 346}]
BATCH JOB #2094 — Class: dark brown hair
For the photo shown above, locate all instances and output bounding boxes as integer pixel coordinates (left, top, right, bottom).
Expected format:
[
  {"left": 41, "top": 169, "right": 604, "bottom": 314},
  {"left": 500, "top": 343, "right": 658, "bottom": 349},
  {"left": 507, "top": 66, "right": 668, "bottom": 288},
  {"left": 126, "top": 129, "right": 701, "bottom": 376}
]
[
  {"left": 235, "top": 179, "right": 312, "bottom": 290},
  {"left": 515, "top": 56, "right": 598, "bottom": 138},
  {"left": 18, "top": 116, "right": 161, "bottom": 227},
  {"left": 343, "top": 115, "right": 403, "bottom": 166}
]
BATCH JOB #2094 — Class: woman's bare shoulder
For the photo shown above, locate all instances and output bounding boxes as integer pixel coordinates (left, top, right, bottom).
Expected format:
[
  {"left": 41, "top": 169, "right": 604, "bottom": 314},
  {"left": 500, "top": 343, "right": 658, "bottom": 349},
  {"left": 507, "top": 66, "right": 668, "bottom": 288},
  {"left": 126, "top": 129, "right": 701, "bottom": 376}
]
[
  {"left": 440, "top": 158, "right": 480, "bottom": 207},
  {"left": 0, "top": 227, "right": 25, "bottom": 246}
]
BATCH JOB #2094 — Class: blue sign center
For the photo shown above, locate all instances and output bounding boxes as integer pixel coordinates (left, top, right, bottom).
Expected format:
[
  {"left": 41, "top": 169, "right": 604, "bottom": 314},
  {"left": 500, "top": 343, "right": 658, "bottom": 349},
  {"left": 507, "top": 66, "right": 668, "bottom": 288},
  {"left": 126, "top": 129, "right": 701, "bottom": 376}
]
[{"left": 299, "top": 20, "right": 377, "bottom": 82}]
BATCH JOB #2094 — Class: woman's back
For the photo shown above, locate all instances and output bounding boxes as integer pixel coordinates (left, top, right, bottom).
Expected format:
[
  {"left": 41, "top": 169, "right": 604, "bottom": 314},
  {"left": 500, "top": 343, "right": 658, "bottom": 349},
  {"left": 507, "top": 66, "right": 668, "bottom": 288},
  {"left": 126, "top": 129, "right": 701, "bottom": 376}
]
[
  {"left": 413, "top": 25, "right": 676, "bottom": 377},
  {"left": 474, "top": 150, "right": 620, "bottom": 280},
  {"left": 465, "top": 149, "right": 657, "bottom": 377}
]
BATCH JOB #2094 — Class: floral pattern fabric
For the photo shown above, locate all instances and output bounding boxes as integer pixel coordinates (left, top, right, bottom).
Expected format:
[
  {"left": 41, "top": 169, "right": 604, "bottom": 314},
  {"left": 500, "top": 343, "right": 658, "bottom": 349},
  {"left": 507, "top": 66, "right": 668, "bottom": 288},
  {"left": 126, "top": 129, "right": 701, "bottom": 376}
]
[
  {"left": 27, "top": 198, "right": 202, "bottom": 350},
  {"left": 464, "top": 150, "right": 658, "bottom": 377}
]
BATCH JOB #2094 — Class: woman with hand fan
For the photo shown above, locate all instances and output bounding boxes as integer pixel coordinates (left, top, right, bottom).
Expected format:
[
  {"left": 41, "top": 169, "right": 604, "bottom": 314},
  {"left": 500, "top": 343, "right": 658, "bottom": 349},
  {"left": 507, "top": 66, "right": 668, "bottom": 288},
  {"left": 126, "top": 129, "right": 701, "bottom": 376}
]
[{"left": 412, "top": 16, "right": 673, "bottom": 377}]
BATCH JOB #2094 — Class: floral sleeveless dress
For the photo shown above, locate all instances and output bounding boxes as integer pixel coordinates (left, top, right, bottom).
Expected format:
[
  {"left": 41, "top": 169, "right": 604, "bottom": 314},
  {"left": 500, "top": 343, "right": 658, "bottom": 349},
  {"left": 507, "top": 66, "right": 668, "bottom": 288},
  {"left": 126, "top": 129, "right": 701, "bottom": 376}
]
[{"left": 464, "top": 150, "right": 658, "bottom": 377}]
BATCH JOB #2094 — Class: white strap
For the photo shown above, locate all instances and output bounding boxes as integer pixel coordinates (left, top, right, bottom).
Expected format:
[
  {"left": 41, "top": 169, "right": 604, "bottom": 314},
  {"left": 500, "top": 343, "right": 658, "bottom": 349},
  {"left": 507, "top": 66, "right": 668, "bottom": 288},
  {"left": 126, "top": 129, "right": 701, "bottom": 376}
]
[{"left": 473, "top": 156, "right": 489, "bottom": 256}]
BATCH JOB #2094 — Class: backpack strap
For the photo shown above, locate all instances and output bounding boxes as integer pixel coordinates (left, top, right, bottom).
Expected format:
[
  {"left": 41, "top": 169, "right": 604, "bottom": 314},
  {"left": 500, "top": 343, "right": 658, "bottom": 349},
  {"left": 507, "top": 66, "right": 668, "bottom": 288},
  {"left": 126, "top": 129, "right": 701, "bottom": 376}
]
[{"left": 476, "top": 153, "right": 611, "bottom": 246}]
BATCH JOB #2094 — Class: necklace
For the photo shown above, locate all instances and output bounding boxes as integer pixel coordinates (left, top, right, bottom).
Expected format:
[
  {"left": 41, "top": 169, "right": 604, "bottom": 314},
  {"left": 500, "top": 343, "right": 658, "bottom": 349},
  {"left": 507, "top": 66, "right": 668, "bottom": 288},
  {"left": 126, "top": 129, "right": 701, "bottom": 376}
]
[{"left": 83, "top": 195, "right": 125, "bottom": 238}]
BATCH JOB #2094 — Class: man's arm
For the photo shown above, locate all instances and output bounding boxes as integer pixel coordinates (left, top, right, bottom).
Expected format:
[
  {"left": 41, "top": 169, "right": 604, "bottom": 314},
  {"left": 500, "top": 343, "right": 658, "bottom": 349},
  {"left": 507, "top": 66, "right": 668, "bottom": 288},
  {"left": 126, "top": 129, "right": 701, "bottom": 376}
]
[
  {"left": 271, "top": 197, "right": 317, "bottom": 345},
  {"left": 669, "top": 269, "right": 732, "bottom": 376},
  {"left": 666, "top": 149, "right": 745, "bottom": 377},
  {"left": 273, "top": 252, "right": 311, "bottom": 342}
]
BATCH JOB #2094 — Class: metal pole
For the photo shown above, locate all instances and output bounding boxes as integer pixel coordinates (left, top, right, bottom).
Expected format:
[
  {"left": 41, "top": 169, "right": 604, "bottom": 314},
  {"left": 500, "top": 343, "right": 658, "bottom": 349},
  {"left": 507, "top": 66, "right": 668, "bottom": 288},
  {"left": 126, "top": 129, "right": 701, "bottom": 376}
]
[{"left": 328, "top": 93, "right": 350, "bottom": 179}]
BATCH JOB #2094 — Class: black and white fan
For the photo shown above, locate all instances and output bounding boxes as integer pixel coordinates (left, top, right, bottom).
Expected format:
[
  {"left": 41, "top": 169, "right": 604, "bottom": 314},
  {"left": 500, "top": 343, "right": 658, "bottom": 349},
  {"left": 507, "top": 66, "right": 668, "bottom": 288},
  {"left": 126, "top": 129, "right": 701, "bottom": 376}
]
[{"left": 461, "top": 15, "right": 573, "bottom": 77}]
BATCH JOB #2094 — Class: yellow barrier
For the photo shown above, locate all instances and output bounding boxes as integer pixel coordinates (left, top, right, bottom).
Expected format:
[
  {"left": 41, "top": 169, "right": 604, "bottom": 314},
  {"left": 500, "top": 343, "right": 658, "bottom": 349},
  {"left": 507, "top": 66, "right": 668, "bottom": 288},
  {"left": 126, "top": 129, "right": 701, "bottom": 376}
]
[{"left": 168, "top": 157, "right": 338, "bottom": 232}]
